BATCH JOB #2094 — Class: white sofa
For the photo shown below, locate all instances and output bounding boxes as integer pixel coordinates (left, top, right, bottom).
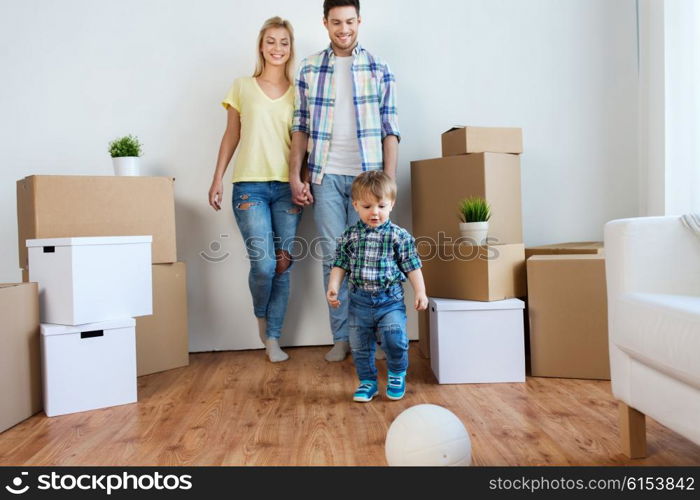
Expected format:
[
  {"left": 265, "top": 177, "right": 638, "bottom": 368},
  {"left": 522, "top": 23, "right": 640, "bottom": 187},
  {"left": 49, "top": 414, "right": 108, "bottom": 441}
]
[{"left": 605, "top": 216, "right": 700, "bottom": 458}]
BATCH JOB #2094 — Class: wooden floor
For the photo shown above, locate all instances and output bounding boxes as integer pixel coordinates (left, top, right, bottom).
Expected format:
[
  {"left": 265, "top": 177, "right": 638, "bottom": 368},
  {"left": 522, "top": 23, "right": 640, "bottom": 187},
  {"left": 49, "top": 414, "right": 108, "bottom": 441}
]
[{"left": 1, "top": 344, "right": 699, "bottom": 466}]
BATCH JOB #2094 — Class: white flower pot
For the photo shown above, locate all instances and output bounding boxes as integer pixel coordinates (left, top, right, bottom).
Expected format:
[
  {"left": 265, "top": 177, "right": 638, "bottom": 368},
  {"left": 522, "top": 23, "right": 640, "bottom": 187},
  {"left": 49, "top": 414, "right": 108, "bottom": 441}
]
[
  {"left": 459, "top": 221, "right": 489, "bottom": 245},
  {"left": 112, "top": 157, "right": 140, "bottom": 176}
]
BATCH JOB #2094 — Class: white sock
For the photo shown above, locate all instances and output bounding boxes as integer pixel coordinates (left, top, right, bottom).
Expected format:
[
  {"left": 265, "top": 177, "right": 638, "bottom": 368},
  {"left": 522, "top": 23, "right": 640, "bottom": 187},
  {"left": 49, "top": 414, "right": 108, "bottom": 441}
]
[
  {"left": 325, "top": 340, "right": 350, "bottom": 362},
  {"left": 265, "top": 338, "right": 289, "bottom": 363},
  {"left": 256, "top": 317, "right": 267, "bottom": 346}
]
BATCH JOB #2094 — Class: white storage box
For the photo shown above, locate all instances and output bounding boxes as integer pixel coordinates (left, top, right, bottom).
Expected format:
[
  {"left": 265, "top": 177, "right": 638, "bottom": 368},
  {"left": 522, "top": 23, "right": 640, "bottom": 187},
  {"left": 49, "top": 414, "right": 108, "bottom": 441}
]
[
  {"left": 27, "top": 236, "right": 152, "bottom": 325},
  {"left": 429, "top": 297, "right": 525, "bottom": 384},
  {"left": 41, "top": 318, "right": 137, "bottom": 416}
]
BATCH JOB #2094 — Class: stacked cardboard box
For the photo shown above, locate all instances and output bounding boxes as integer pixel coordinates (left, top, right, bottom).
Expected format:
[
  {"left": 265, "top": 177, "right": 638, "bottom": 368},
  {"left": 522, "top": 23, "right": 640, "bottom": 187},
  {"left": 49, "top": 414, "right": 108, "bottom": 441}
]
[
  {"left": 30, "top": 236, "right": 151, "bottom": 416},
  {"left": 411, "top": 127, "right": 525, "bottom": 358},
  {"left": 17, "top": 175, "right": 189, "bottom": 377},
  {"left": 525, "top": 242, "right": 609, "bottom": 379},
  {"left": 0, "top": 283, "right": 41, "bottom": 432}
]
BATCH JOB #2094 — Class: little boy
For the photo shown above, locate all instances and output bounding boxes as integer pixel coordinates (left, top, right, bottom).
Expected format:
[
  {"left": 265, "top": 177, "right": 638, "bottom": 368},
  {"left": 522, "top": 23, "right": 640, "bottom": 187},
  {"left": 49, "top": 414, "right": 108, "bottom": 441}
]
[{"left": 327, "top": 171, "right": 428, "bottom": 402}]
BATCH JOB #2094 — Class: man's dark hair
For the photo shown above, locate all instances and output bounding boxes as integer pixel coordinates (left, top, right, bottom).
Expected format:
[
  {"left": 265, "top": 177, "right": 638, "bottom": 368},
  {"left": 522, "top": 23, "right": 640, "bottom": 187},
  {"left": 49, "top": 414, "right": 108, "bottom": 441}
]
[{"left": 323, "top": 0, "right": 360, "bottom": 19}]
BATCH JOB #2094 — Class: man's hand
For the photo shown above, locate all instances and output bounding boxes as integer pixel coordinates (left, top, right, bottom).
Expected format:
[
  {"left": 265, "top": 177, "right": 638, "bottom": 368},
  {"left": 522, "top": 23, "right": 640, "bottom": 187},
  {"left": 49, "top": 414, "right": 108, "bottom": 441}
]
[{"left": 291, "top": 178, "right": 313, "bottom": 206}]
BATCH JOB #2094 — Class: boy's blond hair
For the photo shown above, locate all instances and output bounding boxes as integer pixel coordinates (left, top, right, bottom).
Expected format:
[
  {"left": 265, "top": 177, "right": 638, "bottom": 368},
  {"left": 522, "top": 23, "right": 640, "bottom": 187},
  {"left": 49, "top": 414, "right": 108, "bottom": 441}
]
[{"left": 351, "top": 171, "right": 397, "bottom": 202}]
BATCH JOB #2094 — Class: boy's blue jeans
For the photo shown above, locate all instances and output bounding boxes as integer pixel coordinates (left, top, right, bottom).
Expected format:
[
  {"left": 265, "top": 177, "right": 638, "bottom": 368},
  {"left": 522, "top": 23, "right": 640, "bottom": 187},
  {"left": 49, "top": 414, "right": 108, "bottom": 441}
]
[
  {"left": 232, "top": 182, "right": 302, "bottom": 340},
  {"left": 348, "top": 283, "right": 409, "bottom": 381}
]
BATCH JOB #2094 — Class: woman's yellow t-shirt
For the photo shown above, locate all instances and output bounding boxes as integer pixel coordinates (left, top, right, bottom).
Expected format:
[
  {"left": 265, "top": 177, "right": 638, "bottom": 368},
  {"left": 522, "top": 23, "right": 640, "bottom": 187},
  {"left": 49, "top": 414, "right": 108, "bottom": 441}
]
[{"left": 221, "top": 76, "right": 293, "bottom": 183}]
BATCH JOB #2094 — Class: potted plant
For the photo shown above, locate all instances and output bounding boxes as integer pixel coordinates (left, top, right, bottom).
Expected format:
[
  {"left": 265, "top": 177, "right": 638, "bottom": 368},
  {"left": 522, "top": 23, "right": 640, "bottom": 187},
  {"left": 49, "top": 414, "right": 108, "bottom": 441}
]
[
  {"left": 458, "top": 196, "right": 491, "bottom": 245},
  {"left": 108, "top": 135, "right": 142, "bottom": 176}
]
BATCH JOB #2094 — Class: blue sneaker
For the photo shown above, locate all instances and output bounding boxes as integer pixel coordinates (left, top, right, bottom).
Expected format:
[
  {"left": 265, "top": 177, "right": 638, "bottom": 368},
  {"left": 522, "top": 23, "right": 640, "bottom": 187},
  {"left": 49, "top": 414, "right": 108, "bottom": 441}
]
[
  {"left": 386, "top": 371, "right": 406, "bottom": 400},
  {"left": 353, "top": 380, "right": 378, "bottom": 402}
]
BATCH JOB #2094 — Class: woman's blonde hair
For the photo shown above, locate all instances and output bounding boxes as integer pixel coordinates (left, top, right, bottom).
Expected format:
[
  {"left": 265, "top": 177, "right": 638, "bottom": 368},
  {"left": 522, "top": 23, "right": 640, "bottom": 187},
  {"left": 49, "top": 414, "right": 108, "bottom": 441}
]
[{"left": 253, "top": 16, "right": 295, "bottom": 83}]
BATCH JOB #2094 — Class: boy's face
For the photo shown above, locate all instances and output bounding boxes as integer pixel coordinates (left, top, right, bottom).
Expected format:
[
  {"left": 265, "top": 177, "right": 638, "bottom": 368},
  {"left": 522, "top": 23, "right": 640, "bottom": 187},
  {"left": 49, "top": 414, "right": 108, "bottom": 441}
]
[
  {"left": 353, "top": 195, "right": 394, "bottom": 228},
  {"left": 323, "top": 6, "right": 361, "bottom": 55}
]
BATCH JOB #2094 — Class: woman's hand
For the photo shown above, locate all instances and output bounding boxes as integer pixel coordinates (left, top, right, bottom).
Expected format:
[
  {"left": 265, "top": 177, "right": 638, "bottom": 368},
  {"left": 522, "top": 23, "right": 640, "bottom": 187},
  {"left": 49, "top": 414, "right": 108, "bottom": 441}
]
[
  {"left": 209, "top": 178, "right": 224, "bottom": 211},
  {"left": 291, "top": 178, "right": 313, "bottom": 206}
]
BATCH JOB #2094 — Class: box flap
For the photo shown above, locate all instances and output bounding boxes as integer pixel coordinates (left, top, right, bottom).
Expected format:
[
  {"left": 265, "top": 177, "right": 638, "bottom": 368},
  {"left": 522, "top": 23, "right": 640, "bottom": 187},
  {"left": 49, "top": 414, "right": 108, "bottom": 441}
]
[
  {"left": 0, "top": 283, "right": 22, "bottom": 289},
  {"left": 526, "top": 241, "right": 603, "bottom": 254},
  {"left": 529, "top": 254, "right": 604, "bottom": 262},
  {"left": 27, "top": 235, "right": 153, "bottom": 248},
  {"left": 443, "top": 126, "right": 465, "bottom": 134},
  {"left": 41, "top": 317, "right": 136, "bottom": 336},
  {"left": 0, "top": 282, "right": 36, "bottom": 291},
  {"left": 429, "top": 297, "right": 524, "bottom": 311}
]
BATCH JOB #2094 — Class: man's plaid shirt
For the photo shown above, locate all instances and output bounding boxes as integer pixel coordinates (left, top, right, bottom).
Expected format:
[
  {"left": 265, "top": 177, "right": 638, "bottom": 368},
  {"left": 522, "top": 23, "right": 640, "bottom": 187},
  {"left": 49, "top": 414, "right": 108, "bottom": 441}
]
[
  {"left": 292, "top": 44, "right": 400, "bottom": 185},
  {"left": 333, "top": 220, "right": 422, "bottom": 292}
]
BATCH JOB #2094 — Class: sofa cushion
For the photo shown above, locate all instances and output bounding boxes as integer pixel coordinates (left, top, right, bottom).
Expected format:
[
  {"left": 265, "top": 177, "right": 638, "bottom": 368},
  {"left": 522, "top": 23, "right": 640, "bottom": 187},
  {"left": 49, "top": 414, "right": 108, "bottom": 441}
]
[{"left": 615, "top": 292, "right": 700, "bottom": 388}]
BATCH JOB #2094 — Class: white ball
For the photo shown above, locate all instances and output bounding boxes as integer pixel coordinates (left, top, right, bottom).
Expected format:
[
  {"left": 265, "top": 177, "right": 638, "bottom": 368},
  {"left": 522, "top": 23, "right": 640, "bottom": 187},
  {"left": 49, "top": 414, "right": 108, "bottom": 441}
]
[{"left": 385, "top": 404, "right": 472, "bottom": 466}]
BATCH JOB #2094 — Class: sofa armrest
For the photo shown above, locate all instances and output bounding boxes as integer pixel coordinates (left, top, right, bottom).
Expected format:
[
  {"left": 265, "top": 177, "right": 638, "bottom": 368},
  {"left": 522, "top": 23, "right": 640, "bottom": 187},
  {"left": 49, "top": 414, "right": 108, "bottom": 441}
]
[
  {"left": 605, "top": 216, "right": 700, "bottom": 299},
  {"left": 605, "top": 216, "right": 700, "bottom": 403}
]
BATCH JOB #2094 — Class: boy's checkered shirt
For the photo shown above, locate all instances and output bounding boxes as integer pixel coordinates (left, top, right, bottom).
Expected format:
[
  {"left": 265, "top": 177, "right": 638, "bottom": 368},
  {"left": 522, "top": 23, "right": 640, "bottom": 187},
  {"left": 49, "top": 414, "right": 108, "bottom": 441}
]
[
  {"left": 333, "top": 220, "right": 422, "bottom": 292},
  {"left": 292, "top": 44, "right": 400, "bottom": 185}
]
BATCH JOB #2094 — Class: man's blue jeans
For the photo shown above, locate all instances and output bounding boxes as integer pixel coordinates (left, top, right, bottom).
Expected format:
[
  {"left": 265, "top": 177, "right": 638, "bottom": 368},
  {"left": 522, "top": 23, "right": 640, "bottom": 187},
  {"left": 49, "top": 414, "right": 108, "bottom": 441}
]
[
  {"left": 348, "top": 283, "right": 409, "bottom": 381},
  {"left": 232, "top": 182, "right": 302, "bottom": 340},
  {"left": 312, "top": 174, "right": 359, "bottom": 342}
]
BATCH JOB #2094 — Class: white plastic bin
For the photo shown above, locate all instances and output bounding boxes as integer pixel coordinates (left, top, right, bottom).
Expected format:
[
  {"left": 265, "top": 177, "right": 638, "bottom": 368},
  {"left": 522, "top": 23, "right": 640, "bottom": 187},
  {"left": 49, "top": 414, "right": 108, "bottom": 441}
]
[
  {"left": 41, "top": 318, "right": 137, "bottom": 416},
  {"left": 27, "top": 236, "right": 152, "bottom": 325},
  {"left": 429, "top": 297, "right": 525, "bottom": 384}
]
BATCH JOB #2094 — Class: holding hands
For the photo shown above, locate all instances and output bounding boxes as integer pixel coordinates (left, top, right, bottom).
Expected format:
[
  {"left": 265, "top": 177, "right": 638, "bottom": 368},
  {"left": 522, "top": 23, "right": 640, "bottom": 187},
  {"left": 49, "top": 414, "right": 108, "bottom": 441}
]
[{"left": 291, "top": 178, "right": 314, "bottom": 206}]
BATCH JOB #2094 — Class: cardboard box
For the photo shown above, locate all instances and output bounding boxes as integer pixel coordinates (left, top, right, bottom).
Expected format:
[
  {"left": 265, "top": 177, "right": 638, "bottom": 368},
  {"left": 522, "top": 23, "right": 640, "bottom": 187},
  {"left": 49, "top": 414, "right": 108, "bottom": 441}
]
[
  {"left": 41, "top": 318, "right": 137, "bottom": 416},
  {"left": 419, "top": 243, "right": 526, "bottom": 302},
  {"left": 411, "top": 153, "right": 522, "bottom": 244},
  {"left": 441, "top": 126, "right": 523, "bottom": 156},
  {"left": 527, "top": 254, "right": 610, "bottom": 379},
  {"left": 136, "top": 262, "right": 189, "bottom": 376},
  {"left": 0, "top": 283, "right": 41, "bottom": 432},
  {"left": 525, "top": 241, "right": 603, "bottom": 260},
  {"left": 17, "top": 175, "right": 177, "bottom": 269},
  {"left": 429, "top": 297, "right": 525, "bottom": 383},
  {"left": 28, "top": 236, "right": 153, "bottom": 325},
  {"left": 417, "top": 309, "right": 430, "bottom": 358}
]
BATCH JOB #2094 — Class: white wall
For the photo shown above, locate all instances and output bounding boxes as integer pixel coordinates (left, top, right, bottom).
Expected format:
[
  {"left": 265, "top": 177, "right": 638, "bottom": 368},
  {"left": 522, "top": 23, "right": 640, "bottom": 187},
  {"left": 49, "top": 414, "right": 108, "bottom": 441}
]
[
  {"left": 0, "top": 0, "right": 639, "bottom": 351},
  {"left": 638, "top": 0, "right": 666, "bottom": 216}
]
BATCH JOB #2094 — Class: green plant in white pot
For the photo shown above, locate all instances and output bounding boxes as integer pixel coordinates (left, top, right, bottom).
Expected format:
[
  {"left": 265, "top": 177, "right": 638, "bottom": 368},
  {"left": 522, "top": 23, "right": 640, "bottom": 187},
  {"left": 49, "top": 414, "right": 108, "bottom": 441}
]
[
  {"left": 108, "top": 135, "right": 142, "bottom": 176},
  {"left": 458, "top": 197, "right": 491, "bottom": 245}
]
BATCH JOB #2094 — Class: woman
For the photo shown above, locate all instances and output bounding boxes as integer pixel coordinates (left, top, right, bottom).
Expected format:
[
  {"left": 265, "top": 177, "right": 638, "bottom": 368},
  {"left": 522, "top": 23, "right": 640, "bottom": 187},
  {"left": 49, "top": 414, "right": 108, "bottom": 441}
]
[{"left": 208, "top": 17, "right": 300, "bottom": 363}]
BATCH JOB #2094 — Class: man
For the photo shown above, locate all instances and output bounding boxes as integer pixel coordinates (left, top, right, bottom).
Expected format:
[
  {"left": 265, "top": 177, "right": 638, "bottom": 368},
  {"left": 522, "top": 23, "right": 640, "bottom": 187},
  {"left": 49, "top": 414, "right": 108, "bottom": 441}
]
[{"left": 289, "top": 0, "right": 400, "bottom": 361}]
